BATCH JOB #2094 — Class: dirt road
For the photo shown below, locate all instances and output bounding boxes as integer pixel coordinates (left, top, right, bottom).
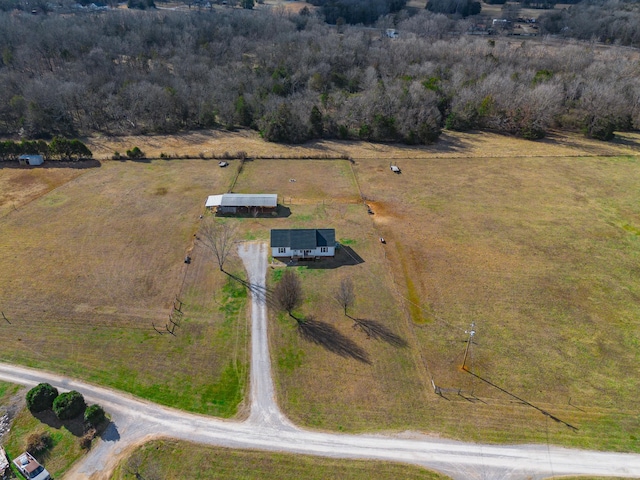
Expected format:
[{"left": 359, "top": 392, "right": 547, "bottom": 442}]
[{"left": 1, "top": 242, "right": 640, "bottom": 479}]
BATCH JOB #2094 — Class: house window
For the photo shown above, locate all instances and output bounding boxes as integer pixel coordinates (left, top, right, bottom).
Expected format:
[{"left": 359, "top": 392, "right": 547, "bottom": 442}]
[
  {"left": 320, "top": 247, "right": 328, "bottom": 253},
  {"left": 278, "top": 247, "right": 286, "bottom": 253}
]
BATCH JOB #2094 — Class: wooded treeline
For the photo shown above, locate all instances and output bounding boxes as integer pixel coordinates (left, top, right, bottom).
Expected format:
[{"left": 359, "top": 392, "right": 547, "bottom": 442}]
[
  {"left": 539, "top": 0, "right": 640, "bottom": 47},
  {"left": 0, "top": 138, "right": 92, "bottom": 161},
  {"left": 0, "top": 8, "right": 638, "bottom": 144}
]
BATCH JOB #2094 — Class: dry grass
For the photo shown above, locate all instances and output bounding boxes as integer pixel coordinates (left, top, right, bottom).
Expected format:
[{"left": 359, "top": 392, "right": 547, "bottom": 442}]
[
  {"left": 0, "top": 159, "right": 249, "bottom": 415},
  {"left": 85, "top": 129, "right": 640, "bottom": 161},
  {"left": 0, "top": 166, "right": 84, "bottom": 218},
  {"left": 232, "top": 159, "right": 360, "bottom": 206},
  {"left": 352, "top": 153, "right": 640, "bottom": 450}
]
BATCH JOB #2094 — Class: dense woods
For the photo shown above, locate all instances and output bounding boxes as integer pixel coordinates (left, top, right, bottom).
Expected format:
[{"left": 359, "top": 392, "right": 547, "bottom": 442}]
[
  {"left": 539, "top": 0, "right": 640, "bottom": 47},
  {"left": 0, "top": 5, "right": 638, "bottom": 144}
]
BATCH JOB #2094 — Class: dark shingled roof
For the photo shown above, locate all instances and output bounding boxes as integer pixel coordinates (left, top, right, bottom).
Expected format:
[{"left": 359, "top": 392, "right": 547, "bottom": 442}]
[{"left": 270, "top": 229, "right": 335, "bottom": 250}]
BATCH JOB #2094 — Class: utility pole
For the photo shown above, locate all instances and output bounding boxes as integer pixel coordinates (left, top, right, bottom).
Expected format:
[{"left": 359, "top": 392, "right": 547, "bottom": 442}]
[{"left": 462, "top": 322, "right": 476, "bottom": 371}]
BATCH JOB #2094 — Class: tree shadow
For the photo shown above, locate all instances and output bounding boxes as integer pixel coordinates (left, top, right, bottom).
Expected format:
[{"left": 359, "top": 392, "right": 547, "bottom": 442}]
[
  {"left": 224, "top": 271, "right": 276, "bottom": 308},
  {"left": 215, "top": 205, "right": 291, "bottom": 218},
  {"left": 98, "top": 420, "right": 120, "bottom": 442},
  {"left": 297, "top": 317, "right": 370, "bottom": 364},
  {"left": 32, "top": 410, "right": 85, "bottom": 436},
  {"left": 348, "top": 316, "right": 408, "bottom": 348},
  {"left": 0, "top": 159, "right": 101, "bottom": 170}
]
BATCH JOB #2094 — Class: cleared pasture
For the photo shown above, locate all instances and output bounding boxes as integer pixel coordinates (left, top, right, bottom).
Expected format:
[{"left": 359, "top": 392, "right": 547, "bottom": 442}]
[
  {"left": 352, "top": 154, "right": 640, "bottom": 450},
  {"left": 84, "top": 129, "right": 640, "bottom": 161},
  {"left": 0, "top": 159, "right": 249, "bottom": 416}
]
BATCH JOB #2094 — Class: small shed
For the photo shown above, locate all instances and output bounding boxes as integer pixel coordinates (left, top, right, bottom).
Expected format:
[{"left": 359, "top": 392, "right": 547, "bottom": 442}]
[
  {"left": 18, "top": 154, "right": 44, "bottom": 166},
  {"left": 271, "top": 228, "right": 336, "bottom": 258},
  {"left": 205, "top": 193, "right": 278, "bottom": 214}
]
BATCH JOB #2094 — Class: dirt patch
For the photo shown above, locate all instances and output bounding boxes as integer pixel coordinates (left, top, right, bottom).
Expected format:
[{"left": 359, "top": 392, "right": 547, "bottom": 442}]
[{"left": 0, "top": 390, "right": 26, "bottom": 445}]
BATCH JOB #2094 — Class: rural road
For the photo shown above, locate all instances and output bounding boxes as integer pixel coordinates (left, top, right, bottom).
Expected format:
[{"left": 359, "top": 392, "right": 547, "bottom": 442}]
[{"left": 2, "top": 242, "right": 640, "bottom": 479}]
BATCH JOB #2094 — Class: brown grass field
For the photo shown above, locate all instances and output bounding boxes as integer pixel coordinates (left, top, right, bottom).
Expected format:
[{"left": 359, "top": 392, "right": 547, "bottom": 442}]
[{"left": 2, "top": 129, "right": 640, "bottom": 454}]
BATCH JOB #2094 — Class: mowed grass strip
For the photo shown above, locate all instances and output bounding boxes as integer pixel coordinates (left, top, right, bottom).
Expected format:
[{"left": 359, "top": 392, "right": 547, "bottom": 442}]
[
  {"left": 110, "top": 439, "right": 451, "bottom": 480},
  {"left": 0, "top": 160, "right": 249, "bottom": 416}
]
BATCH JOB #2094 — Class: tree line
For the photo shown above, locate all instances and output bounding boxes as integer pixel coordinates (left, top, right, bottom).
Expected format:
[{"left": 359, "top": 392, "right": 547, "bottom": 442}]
[
  {"left": 0, "top": 8, "right": 638, "bottom": 144},
  {"left": 538, "top": 0, "right": 640, "bottom": 47},
  {"left": 0, "top": 138, "right": 92, "bottom": 161}
]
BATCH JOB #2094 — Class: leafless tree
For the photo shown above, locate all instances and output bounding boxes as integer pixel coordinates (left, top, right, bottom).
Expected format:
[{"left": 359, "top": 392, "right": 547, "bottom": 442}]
[
  {"left": 335, "top": 277, "right": 355, "bottom": 315},
  {"left": 274, "top": 269, "right": 303, "bottom": 319},
  {"left": 199, "top": 218, "right": 238, "bottom": 272}
]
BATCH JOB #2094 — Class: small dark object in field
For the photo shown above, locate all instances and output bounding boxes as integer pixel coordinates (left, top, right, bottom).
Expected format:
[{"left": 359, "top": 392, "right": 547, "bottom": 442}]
[{"left": 184, "top": 256, "right": 191, "bottom": 264}]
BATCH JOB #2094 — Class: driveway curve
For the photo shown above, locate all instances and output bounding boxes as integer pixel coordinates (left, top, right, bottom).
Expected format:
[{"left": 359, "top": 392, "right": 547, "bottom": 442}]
[{"left": 1, "top": 242, "right": 639, "bottom": 480}]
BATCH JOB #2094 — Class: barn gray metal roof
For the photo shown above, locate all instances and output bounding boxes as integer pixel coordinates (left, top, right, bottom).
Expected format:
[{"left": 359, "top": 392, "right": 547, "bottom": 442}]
[
  {"left": 205, "top": 193, "right": 277, "bottom": 208},
  {"left": 270, "top": 229, "right": 335, "bottom": 249}
]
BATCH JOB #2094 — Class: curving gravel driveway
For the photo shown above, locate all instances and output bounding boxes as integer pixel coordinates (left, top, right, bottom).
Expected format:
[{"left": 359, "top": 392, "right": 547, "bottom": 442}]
[{"left": 1, "top": 242, "right": 639, "bottom": 480}]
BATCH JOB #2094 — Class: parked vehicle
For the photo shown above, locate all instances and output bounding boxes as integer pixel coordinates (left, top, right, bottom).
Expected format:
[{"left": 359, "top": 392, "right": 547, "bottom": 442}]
[{"left": 13, "top": 452, "right": 50, "bottom": 480}]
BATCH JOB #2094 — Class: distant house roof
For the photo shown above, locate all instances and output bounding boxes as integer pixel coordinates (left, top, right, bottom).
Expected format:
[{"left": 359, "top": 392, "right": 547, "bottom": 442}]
[
  {"left": 271, "top": 229, "right": 335, "bottom": 250},
  {"left": 205, "top": 193, "right": 277, "bottom": 208}
]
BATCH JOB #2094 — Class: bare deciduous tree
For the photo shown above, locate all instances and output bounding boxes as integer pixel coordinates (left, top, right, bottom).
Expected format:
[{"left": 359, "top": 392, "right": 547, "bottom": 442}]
[
  {"left": 335, "top": 277, "right": 355, "bottom": 315},
  {"left": 199, "top": 218, "right": 238, "bottom": 272},
  {"left": 274, "top": 269, "right": 303, "bottom": 318}
]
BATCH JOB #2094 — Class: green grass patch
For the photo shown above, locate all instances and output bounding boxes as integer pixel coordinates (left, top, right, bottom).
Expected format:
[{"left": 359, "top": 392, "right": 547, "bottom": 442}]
[
  {"left": 111, "top": 440, "right": 452, "bottom": 480},
  {"left": 4, "top": 408, "right": 85, "bottom": 479},
  {"left": 200, "top": 361, "right": 246, "bottom": 416},
  {"left": 272, "top": 268, "right": 284, "bottom": 282},
  {"left": 219, "top": 276, "right": 248, "bottom": 318},
  {"left": 0, "top": 381, "right": 20, "bottom": 402},
  {"left": 277, "top": 346, "right": 306, "bottom": 372}
]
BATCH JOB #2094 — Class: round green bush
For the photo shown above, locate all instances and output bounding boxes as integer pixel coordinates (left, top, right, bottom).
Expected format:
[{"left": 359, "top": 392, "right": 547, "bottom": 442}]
[
  {"left": 26, "top": 383, "right": 59, "bottom": 413},
  {"left": 84, "top": 404, "right": 105, "bottom": 426},
  {"left": 52, "top": 391, "right": 86, "bottom": 420}
]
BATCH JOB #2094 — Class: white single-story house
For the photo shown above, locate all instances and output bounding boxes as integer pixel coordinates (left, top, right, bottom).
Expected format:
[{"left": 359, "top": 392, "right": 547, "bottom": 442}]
[
  {"left": 205, "top": 193, "right": 277, "bottom": 214},
  {"left": 271, "top": 228, "right": 336, "bottom": 258},
  {"left": 18, "top": 154, "right": 44, "bottom": 166}
]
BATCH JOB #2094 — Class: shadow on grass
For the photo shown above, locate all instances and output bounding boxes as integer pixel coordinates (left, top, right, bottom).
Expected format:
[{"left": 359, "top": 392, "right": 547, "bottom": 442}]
[
  {"left": 223, "top": 271, "right": 275, "bottom": 308},
  {"left": 32, "top": 410, "right": 85, "bottom": 437},
  {"left": 464, "top": 369, "right": 578, "bottom": 431},
  {"left": 216, "top": 205, "right": 291, "bottom": 218},
  {"left": 0, "top": 159, "right": 102, "bottom": 169},
  {"left": 297, "top": 317, "right": 370, "bottom": 364},
  {"left": 348, "top": 316, "right": 408, "bottom": 348}
]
